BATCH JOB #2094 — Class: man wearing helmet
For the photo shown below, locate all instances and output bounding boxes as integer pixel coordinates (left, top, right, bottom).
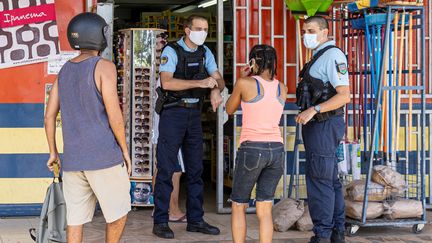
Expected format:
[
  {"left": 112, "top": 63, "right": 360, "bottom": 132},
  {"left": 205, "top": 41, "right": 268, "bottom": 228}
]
[
  {"left": 44, "top": 13, "right": 131, "bottom": 242},
  {"left": 153, "top": 15, "right": 224, "bottom": 239}
]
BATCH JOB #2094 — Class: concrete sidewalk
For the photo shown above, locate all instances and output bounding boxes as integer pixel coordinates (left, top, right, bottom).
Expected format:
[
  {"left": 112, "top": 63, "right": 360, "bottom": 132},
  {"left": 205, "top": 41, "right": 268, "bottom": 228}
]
[{"left": 1, "top": 207, "right": 431, "bottom": 243}]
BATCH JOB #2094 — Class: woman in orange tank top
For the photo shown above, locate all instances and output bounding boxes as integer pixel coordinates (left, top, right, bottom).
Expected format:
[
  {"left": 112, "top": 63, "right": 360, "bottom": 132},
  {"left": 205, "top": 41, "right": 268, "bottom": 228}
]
[{"left": 226, "top": 45, "right": 287, "bottom": 243}]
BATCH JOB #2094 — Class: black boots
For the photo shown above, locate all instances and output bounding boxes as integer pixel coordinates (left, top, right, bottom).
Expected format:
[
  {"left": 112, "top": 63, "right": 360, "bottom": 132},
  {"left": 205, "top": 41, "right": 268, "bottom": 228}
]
[
  {"left": 186, "top": 220, "right": 221, "bottom": 235},
  {"left": 153, "top": 223, "right": 174, "bottom": 239},
  {"left": 330, "top": 230, "right": 346, "bottom": 243},
  {"left": 153, "top": 220, "right": 220, "bottom": 239},
  {"left": 309, "top": 236, "right": 331, "bottom": 243}
]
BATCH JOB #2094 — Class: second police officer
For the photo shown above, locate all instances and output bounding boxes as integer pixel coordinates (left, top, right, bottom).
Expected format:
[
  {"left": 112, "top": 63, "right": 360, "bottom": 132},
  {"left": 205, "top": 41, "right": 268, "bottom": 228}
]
[
  {"left": 153, "top": 15, "right": 225, "bottom": 239},
  {"left": 296, "top": 16, "right": 351, "bottom": 243}
]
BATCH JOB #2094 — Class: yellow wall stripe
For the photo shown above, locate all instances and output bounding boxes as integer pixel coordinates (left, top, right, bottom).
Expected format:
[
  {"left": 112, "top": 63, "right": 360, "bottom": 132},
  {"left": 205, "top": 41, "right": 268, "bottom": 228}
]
[
  {"left": 0, "top": 128, "right": 63, "bottom": 154},
  {"left": 0, "top": 178, "right": 52, "bottom": 204}
]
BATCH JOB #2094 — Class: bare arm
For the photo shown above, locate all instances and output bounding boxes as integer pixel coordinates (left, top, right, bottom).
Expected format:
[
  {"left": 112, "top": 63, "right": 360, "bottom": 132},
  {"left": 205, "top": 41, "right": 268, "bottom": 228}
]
[
  {"left": 160, "top": 71, "right": 218, "bottom": 91},
  {"left": 98, "top": 60, "right": 128, "bottom": 154},
  {"left": 44, "top": 79, "right": 60, "bottom": 171},
  {"left": 98, "top": 60, "right": 132, "bottom": 174},
  {"left": 318, "top": 85, "right": 350, "bottom": 113},
  {"left": 295, "top": 85, "right": 350, "bottom": 125},
  {"left": 209, "top": 70, "right": 225, "bottom": 92},
  {"left": 226, "top": 78, "right": 245, "bottom": 115}
]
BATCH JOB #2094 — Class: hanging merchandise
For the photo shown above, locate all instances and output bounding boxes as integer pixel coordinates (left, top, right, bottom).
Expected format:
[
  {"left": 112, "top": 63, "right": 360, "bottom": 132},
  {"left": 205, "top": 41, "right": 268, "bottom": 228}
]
[
  {"left": 349, "top": 142, "right": 362, "bottom": 180},
  {"left": 343, "top": 5, "right": 427, "bottom": 235},
  {"left": 115, "top": 28, "right": 167, "bottom": 208},
  {"left": 336, "top": 141, "right": 349, "bottom": 175},
  {"left": 347, "top": 0, "right": 379, "bottom": 12},
  {"left": 284, "top": 0, "right": 333, "bottom": 18}
]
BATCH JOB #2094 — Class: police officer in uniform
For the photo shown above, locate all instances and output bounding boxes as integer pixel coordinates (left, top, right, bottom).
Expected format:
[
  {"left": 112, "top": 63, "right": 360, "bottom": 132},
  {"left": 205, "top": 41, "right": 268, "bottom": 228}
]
[
  {"left": 153, "top": 15, "right": 224, "bottom": 239},
  {"left": 295, "top": 16, "right": 350, "bottom": 243}
]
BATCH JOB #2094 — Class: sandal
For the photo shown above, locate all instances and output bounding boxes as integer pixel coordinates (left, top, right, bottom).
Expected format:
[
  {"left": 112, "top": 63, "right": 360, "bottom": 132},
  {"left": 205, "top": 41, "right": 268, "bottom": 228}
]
[{"left": 169, "top": 214, "right": 187, "bottom": 223}]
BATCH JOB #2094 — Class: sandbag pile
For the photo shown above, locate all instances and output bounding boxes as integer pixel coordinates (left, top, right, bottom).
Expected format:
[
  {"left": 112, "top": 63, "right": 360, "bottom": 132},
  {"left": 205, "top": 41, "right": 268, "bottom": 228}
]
[
  {"left": 344, "top": 165, "right": 422, "bottom": 220},
  {"left": 383, "top": 199, "right": 423, "bottom": 220},
  {"left": 296, "top": 205, "right": 313, "bottom": 231},
  {"left": 346, "top": 179, "right": 391, "bottom": 202},
  {"left": 272, "top": 198, "right": 304, "bottom": 232},
  {"left": 345, "top": 200, "right": 384, "bottom": 220},
  {"left": 272, "top": 199, "right": 314, "bottom": 232},
  {"left": 372, "top": 165, "right": 407, "bottom": 195}
]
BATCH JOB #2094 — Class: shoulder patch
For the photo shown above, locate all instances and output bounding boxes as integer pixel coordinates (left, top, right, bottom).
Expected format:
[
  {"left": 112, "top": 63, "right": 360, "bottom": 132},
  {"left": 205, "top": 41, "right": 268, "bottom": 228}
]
[
  {"left": 336, "top": 62, "right": 347, "bottom": 75},
  {"left": 161, "top": 56, "right": 168, "bottom": 65}
]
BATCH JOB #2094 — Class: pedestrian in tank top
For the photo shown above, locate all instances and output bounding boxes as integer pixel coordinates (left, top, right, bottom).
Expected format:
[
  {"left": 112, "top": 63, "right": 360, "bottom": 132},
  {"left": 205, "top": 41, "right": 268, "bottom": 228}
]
[
  {"left": 226, "top": 44, "right": 287, "bottom": 243},
  {"left": 44, "top": 13, "right": 131, "bottom": 242}
]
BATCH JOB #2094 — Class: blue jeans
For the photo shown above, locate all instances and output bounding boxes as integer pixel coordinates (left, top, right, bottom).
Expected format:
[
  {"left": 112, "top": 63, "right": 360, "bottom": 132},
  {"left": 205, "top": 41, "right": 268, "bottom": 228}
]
[
  {"left": 231, "top": 141, "right": 284, "bottom": 203},
  {"left": 302, "top": 115, "right": 346, "bottom": 238},
  {"left": 154, "top": 107, "right": 204, "bottom": 224}
]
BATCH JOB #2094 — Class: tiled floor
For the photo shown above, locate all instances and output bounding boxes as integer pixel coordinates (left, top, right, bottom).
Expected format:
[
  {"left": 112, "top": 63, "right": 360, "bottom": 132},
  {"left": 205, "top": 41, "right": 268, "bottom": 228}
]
[
  {"left": 0, "top": 186, "right": 431, "bottom": 242},
  {"left": 1, "top": 206, "right": 431, "bottom": 242}
]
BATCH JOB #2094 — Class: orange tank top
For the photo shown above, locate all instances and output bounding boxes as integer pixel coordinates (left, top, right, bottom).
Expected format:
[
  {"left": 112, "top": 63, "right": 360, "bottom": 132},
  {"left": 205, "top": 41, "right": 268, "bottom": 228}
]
[{"left": 239, "top": 76, "right": 285, "bottom": 144}]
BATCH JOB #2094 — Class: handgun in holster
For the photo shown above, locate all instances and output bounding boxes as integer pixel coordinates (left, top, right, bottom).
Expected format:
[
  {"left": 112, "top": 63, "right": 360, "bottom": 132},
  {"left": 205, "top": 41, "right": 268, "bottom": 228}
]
[{"left": 155, "top": 87, "right": 167, "bottom": 114}]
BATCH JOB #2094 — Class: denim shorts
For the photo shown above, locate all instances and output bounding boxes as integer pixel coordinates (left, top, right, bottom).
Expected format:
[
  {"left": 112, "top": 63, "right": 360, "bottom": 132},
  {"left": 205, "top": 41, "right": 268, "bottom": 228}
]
[{"left": 230, "top": 141, "right": 285, "bottom": 203}]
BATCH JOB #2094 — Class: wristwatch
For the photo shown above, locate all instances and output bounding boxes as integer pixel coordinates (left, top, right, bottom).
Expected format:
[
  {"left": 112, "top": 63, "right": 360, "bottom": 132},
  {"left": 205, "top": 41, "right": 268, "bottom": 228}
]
[{"left": 314, "top": 105, "right": 321, "bottom": 113}]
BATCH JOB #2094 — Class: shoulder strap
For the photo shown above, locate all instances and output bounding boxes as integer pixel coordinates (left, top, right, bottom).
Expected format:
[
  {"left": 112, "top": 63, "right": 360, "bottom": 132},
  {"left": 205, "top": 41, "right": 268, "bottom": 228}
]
[
  {"left": 166, "top": 42, "right": 183, "bottom": 59},
  {"left": 196, "top": 45, "right": 207, "bottom": 57},
  {"left": 253, "top": 78, "right": 261, "bottom": 95},
  {"left": 277, "top": 83, "right": 281, "bottom": 97},
  {"left": 300, "top": 45, "right": 338, "bottom": 78},
  {"left": 166, "top": 42, "right": 184, "bottom": 72},
  {"left": 308, "top": 45, "right": 337, "bottom": 67}
]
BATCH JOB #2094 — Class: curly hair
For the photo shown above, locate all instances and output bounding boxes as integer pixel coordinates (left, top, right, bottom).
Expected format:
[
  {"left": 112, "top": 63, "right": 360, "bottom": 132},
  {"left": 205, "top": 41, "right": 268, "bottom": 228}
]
[{"left": 249, "top": 44, "right": 277, "bottom": 80}]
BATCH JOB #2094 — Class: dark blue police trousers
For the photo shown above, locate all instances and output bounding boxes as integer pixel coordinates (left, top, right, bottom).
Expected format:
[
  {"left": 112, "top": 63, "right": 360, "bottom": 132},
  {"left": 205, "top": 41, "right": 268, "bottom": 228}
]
[
  {"left": 302, "top": 115, "right": 346, "bottom": 238},
  {"left": 154, "top": 106, "right": 204, "bottom": 224}
]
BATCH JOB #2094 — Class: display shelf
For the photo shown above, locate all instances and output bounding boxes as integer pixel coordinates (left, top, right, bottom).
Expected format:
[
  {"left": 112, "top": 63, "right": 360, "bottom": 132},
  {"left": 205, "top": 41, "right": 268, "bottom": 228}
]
[{"left": 115, "top": 29, "right": 168, "bottom": 209}]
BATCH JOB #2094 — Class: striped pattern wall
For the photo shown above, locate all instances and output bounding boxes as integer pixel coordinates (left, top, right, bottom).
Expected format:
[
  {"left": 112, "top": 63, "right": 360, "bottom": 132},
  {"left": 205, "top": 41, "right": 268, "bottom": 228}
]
[{"left": 0, "top": 0, "right": 84, "bottom": 216}]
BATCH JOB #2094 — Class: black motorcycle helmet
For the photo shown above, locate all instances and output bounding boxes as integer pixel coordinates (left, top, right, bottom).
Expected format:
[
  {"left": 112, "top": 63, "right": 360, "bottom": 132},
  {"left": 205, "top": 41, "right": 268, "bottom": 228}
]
[{"left": 67, "top": 12, "right": 108, "bottom": 51}]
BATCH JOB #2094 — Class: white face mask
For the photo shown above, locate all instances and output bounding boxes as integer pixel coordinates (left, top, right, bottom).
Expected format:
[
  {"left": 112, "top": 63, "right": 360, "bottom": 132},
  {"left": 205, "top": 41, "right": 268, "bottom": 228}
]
[
  {"left": 303, "top": 33, "right": 320, "bottom": 49},
  {"left": 189, "top": 30, "right": 207, "bottom": 46}
]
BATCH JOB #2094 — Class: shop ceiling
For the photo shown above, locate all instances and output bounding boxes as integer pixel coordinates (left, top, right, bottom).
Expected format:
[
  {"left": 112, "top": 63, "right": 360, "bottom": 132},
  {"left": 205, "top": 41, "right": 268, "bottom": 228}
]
[{"left": 101, "top": 0, "right": 206, "bottom": 12}]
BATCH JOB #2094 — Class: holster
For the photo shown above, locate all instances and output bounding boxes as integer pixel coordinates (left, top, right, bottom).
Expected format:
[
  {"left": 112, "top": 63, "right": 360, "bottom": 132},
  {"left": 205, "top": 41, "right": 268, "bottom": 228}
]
[{"left": 155, "top": 87, "right": 167, "bottom": 115}]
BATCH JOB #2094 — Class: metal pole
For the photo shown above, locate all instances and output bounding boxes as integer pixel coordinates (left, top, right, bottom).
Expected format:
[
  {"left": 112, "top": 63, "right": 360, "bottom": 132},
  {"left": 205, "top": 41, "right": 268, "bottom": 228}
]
[
  {"left": 361, "top": 6, "right": 392, "bottom": 223},
  {"left": 420, "top": 7, "right": 427, "bottom": 219},
  {"left": 97, "top": 3, "right": 114, "bottom": 61},
  {"left": 216, "top": 0, "right": 224, "bottom": 214},
  {"left": 282, "top": 115, "right": 287, "bottom": 199},
  {"left": 428, "top": 3, "right": 432, "bottom": 94}
]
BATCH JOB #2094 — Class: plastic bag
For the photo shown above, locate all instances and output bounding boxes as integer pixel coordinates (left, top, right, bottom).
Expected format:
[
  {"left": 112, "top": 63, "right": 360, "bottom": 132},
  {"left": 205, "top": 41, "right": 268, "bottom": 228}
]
[
  {"left": 383, "top": 199, "right": 423, "bottom": 219},
  {"left": 346, "top": 180, "right": 391, "bottom": 202},
  {"left": 345, "top": 200, "right": 383, "bottom": 220},
  {"left": 296, "top": 205, "right": 313, "bottom": 231},
  {"left": 372, "top": 165, "right": 407, "bottom": 195},
  {"left": 272, "top": 198, "right": 304, "bottom": 232}
]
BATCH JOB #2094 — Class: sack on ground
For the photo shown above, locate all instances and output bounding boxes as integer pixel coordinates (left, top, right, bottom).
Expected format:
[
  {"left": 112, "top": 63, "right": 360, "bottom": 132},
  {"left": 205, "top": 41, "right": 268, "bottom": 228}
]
[
  {"left": 296, "top": 205, "right": 313, "bottom": 231},
  {"left": 345, "top": 200, "right": 383, "bottom": 220},
  {"left": 346, "top": 180, "right": 391, "bottom": 201},
  {"left": 383, "top": 199, "right": 423, "bottom": 219},
  {"left": 273, "top": 198, "right": 304, "bottom": 232},
  {"left": 372, "top": 165, "right": 407, "bottom": 194}
]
